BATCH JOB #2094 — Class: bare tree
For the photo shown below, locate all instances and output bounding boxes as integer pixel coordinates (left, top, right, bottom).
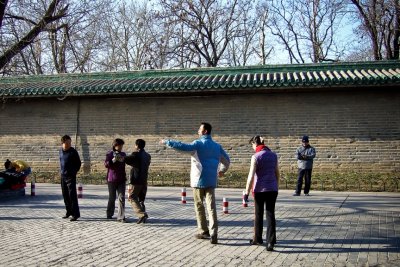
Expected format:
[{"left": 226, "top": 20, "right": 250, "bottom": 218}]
[
  {"left": 160, "top": 0, "right": 245, "bottom": 67},
  {"left": 350, "top": 0, "right": 400, "bottom": 60},
  {"left": 0, "top": 0, "right": 68, "bottom": 73},
  {"left": 2, "top": 8, "right": 46, "bottom": 74},
  {"left": 254, "top": 1, "right": 274, "bottom": 65},
  {"left": 99, "top": 0, "right": 160, "bottom": 71},
  {"left": 147, "top": 12, "right": 178, "bottom": 69},
  {"left": 45, "top": 0, "right": 111, "bottom": 73},
  {"left": 226, "top": 0, "right": 260, "bottom": 66},
  {"left": 267, "top": 0, "right": 346, "bottom": 63}
]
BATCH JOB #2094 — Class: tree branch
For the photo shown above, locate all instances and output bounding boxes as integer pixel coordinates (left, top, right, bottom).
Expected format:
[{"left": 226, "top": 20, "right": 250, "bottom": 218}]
[{"left": 0, "top": 0, "right": 68, "bottom": 70}]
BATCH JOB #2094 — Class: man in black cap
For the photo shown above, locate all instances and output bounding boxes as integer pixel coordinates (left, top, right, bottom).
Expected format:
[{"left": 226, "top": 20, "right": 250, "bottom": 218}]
[{"left": 293, "top": 135, "right": 316, "bottom": 196}]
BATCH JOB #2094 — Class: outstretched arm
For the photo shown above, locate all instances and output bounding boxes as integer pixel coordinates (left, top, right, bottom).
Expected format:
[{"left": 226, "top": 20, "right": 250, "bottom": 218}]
[
  {"left": 160, "top": 139, "right": 197, "bottom": 152},
  {"left": 124, "top": 152, "right": 137, "bottom": 166}
]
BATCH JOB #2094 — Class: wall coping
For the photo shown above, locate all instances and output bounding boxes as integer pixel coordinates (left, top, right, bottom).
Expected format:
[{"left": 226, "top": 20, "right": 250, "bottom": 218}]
[{"left": 0, "top": 61, "right": 399, "bottom": 98}]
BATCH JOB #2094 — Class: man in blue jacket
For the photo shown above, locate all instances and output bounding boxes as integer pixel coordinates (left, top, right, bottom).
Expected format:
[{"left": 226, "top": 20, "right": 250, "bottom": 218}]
[
  {"left": 59, "top": 135, "right": 82, "bottom": 221},
  {"left": 160, "top": 122, "right": 230, "bottom": 244}
]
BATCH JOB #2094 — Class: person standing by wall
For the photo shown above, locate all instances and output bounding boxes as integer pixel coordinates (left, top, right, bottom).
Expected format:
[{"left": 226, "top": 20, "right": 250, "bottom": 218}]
[
  {"left": 293, "top": 135, "right": 316, "bottom": 196},
  {"left": 105, "top": 138, "right": 127, "bottom": 222},
  {"left": 124, "top": 139, "right": 151, "bottom": 224},
  {"left": 244, "top": 136, "right": 280, "bottom": 251},
  {"left": 59, "top": 135, "right": 82, "bottom": 221},
  {"left": 160, "top": 122, "right": 230, "bottom": 245}
]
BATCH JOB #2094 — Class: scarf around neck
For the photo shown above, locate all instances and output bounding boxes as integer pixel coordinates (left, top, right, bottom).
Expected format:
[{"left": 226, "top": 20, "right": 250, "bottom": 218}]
[{"left": 255, "top": 145, "right": 267, "bottom": 153}]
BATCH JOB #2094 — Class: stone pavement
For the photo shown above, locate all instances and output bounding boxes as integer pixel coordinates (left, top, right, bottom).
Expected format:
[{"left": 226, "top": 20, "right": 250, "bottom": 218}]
[{"left": 0, "top": 184, "right": 399, "bottom": 267}]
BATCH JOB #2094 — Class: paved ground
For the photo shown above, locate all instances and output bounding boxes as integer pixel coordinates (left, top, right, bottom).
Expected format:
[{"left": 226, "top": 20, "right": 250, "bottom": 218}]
[{"left": 0, "top": 184, "right": 399, "bottom": 267}]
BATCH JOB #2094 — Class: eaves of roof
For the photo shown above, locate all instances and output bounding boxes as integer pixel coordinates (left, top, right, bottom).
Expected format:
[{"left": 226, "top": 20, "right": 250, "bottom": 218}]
[{"left": 0, "top": 61, "right": 399, "bottom": 98}]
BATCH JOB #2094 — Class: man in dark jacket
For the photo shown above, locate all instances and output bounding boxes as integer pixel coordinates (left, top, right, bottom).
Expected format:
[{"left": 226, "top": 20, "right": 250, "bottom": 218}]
[
  {"left": 293, "top": 135, "right": 316, "bottom": 196},
  {"left": 59, "top": 135, "right": 81, "bottom": 221},
  {"left": 124, "top": 139, "right": 151, "bottom": 224}
]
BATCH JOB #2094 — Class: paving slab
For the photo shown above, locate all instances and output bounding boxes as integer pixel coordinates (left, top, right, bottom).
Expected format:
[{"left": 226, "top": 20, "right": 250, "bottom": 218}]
[{"left": 0, "top": 184, "right": 399, "bottom": 266}]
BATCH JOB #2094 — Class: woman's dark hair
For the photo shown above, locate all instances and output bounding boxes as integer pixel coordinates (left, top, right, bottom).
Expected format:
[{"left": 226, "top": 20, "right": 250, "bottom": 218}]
[
  {"left": 249, "top": 135, "right": 264, "bottom": 146},
  {"left": 112, "top": 138, "right": 125, "bottom": 151},
  {"left": 135, "top": 139, "right": 146, "bottom": 149}
]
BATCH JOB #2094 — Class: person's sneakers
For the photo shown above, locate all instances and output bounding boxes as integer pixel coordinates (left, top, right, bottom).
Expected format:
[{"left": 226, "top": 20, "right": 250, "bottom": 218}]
[
  {"left": 195, "top": 231, "right": 211, "bottom": 239},
  {"left": 293, "top": 193, "right": 300, "bottom": 196},
  {"left": 304, "top": 193, "right": 310, "bottom": 196},
  {"left": 266, "top": 243, "right": 274, "bottom": 251},
  {"left": 106, "top": 216, "right": 113, "bottom": 219},
  {"left": 70, "top": 216, "right": 79, "bottom": 221},
  {"left": 62, "top": 214, "right": 70, "bottom": 219},
  {"left": 249, "top": 239, "right": 263, "bottom": 245},
  {"left": 210, "top": 235, "right": 218, "bottom": 244}
]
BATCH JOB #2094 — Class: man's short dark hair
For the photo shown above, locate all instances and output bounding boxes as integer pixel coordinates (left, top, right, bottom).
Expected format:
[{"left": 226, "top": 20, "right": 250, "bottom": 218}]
[
  {"left": 61, "top": 135, "right": 71, "bottom": 143},
  {"left": 136, "top": 139, "right": 146, "bottom": 149},
  {"left": 201, "top": 122, "right": 212, "bottom": 134}
]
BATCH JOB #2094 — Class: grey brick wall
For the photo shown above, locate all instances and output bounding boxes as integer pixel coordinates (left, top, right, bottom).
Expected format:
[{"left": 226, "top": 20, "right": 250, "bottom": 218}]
[{"left": 1, "top": 89, "right": 399, "bottom": 175}]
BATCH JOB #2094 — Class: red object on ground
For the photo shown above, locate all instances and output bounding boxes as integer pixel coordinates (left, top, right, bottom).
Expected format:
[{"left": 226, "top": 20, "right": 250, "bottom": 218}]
[
  {"left": 223, "top": 197, "right": 229, "bottom": 214},
  {"left": 77, "top": 183, "right": 83, "bottom": 198},
  {"left": 31, "top": 181, "right": 35, "bottom": 196},
  {"left": 181, "top": 188, "right": 186, "bottom": 204}
]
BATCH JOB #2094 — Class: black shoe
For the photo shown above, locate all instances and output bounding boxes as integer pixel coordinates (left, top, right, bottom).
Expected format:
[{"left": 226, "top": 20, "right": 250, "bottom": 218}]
[
  {"left": 304, "top": 193, "right": 310, "bottom": 196},
  {"left": 70, "top": 217, "right": 79, "bottom": 221},
  {"left": 249, "top": 239, "right": 263, "bottom": 245},
  {"left": 137, "top": 214, "right": 148, "bottom": 224},
  {"left": 195, "top": 231, "right": 210, "bottom": 239},
  {"left": 293, "top": 193, "right": 300, "bottom": 196},
  {"left": 266, "top": 243, "right": 274, "bottom": 251},
  {"left": 62, "top": 214, "right": 70, "bottom": 219},
  {"left": 106, "top": 216, "right": 113, "bottom": 219},
  {"left": 210, "top": 235, "right": 218, "bottom": 244}
]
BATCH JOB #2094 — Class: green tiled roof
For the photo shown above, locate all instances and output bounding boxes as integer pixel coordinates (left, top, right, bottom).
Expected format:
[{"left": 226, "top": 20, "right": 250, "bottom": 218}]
[{"left": 0, "top": 61, "right": 399, "bottom": 98}]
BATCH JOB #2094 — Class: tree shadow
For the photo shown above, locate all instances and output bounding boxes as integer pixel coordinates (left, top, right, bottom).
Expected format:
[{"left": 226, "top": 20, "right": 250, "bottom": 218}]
[
  {"left": 276, "top": 237, "right": 399, "bottom": 253},
  {"left": 0, "top": 216, "right": 54, "bottom": 221}
]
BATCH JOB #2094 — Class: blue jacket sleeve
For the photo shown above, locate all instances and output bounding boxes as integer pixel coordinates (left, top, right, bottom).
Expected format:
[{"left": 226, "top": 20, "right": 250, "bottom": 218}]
[
  {"left": 165, "top": 140, "right": 198, "bottom": 152},
  {"left": 219, "top": 147, "right": 230, "bottom": 173}
]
